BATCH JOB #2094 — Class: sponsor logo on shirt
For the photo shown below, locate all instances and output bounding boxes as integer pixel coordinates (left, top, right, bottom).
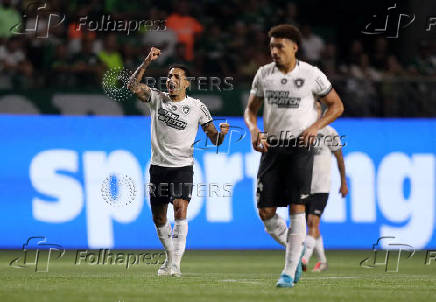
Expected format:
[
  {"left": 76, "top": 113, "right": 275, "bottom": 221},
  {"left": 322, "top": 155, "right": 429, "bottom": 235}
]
[
  {"left": 265, "top": 90, "right": 301, "bottom": 108},
  {"left": 158, "top": 108, "right": 187, "bottom": 130}
]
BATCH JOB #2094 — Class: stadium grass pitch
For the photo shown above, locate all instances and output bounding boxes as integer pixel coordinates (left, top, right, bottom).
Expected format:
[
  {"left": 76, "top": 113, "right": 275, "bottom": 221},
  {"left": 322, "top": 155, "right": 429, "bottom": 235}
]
[{"left": 1, "top": 250, "right": 435, "bottom": 302}]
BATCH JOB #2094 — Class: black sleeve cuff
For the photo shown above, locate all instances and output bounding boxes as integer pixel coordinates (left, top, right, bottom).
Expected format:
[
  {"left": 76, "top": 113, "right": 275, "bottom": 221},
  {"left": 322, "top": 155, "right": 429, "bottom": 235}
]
[
  {"left": 318, "top": 85, "right": 333, "bottom": 98},
  {"left": 201, "top": 119, "right": 213, "bottom": 127}
]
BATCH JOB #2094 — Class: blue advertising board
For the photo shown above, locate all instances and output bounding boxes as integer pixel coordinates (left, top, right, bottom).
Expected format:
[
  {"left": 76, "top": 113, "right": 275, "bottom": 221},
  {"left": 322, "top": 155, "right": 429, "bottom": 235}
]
[{"left": 0, "top": 115, "right": 435, "bottom": 249}]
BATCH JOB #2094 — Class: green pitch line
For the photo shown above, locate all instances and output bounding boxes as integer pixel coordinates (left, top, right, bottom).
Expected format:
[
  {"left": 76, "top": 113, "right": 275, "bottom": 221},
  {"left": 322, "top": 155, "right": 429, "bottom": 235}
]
[{"left": 0, "top": 250, "right": 435, "bottom": 302}]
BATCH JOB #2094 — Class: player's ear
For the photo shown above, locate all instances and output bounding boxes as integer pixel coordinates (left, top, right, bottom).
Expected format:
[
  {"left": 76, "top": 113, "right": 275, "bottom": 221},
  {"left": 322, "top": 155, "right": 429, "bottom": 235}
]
[
  {"left": 293, "top": 43, "right": 298, "bottom": 54},
  {"left": 184, "top": 76, "right": 191, "bottom": 89}
]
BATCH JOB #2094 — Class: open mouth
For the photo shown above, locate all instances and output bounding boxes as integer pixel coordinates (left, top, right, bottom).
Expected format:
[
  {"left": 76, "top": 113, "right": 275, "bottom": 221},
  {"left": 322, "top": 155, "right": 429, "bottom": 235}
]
[{"left": 168, "top": 82, "right": 177, "bottom": 91}]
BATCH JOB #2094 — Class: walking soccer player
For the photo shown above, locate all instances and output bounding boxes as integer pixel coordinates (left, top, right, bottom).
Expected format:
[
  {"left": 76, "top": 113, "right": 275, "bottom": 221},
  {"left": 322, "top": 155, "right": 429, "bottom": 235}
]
[
  {"left": 302, "top": 105, "right": 348, "bottom": 272},
  {"left": 244, "top": 24, "right": 344, "bottom": 288},
  {"left": 128, "top": 47, "right": 229, "bottom": 277}
]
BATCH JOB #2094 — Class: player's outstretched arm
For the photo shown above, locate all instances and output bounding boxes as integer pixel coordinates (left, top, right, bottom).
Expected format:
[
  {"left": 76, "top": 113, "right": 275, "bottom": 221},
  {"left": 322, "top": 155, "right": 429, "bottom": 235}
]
[
  {"left": 301, "top": 89, "right": 344, "bottom": 145},
  {"left": 127, "top": 47, "right": 161, "bottom": 102},
  {"left": 202, "top": 122, "right": 229, "bottom": 146},
  {"left": 333, "top": 149, "right": 348, "bottom": 197},
  {"left": 244, "top": 94, "right": 268, "bottom": 152}
]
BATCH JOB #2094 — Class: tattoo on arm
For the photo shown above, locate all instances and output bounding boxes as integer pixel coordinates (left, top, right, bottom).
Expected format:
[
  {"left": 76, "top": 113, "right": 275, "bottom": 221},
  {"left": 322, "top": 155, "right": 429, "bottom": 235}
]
[{"left": 127, "top": 59, "right": 152, "bottom": 101}]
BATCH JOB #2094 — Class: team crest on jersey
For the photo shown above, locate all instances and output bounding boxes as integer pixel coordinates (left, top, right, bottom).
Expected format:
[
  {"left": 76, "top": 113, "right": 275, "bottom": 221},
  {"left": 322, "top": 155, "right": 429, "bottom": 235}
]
[
  {"left": 171, "top": 105, "right": 178, "bottom": 111},
  {"left": 281, "top": 78, "right": 287, "bottom": 85},
  {"left": 294, "top": 78, "right": 305, "bottom": 88},
  {"left": 182, "top": 105, "right": 190, "bottom": 115}
]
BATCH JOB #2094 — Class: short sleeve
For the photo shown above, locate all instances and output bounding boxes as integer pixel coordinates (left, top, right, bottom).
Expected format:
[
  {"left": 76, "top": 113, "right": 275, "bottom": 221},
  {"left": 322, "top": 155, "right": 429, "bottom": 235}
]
[
  {"left": 312, "top": 67, "right": 332, "bottom": 97},
  {"left": 249, "top": 68, "right": 264, "bottom": 98},
  {"left": 198, "top": 102, "right": 213, "bottom": 125},
  {"left": 145, "top": 88, "right": 165, "bottom": 111}
]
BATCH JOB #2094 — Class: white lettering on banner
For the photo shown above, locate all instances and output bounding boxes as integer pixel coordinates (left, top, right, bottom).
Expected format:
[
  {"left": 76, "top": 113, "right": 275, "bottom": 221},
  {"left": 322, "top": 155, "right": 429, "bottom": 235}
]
[
  {"left": 349, "top": 152, "right": 376, "bottom": 222},
  {"left": 29, "top": 149, "right": 436, "bottom": 249},
  {"left": 378, "top": 153, "right": 435, "bottom": 249},
  {"left": 30, "top": 150, "right": 83, "bottom": 222},
  {"left": 83, "top": 151, "right": 143, "bottom": 249},
  {"left": 323, "top": 152, "right": 376, "bottom": 222},
  {"left": 204, "top": 153, "right": 243, "bottom": 222}
]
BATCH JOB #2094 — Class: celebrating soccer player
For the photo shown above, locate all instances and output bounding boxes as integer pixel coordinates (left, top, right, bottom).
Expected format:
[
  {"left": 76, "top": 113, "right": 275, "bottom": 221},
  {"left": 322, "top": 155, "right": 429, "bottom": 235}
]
[
  {"left": 128, "top": 47, "right": 230, "bottom": 277},
  {"left": 244, "top": 25, "right": 344, "bottom": 288},
  {"left": 302, "top": 104, "right": 348, "bottom": 272}
]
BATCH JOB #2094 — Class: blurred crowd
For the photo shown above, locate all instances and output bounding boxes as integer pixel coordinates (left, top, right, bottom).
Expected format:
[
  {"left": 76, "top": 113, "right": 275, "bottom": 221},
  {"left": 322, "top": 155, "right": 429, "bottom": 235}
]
[{"left": 1, "top": 0, "right": 435, "bottom": 116}]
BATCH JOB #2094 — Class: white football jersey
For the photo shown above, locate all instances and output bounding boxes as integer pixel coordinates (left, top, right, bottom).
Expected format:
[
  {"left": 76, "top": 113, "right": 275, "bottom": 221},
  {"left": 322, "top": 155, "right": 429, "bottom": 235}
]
[
  {"left": 250, "top": 60, "right": 332, "bottom": 138},
  {"left": 311, "top": 125, "right": 342, "bottom": 193},
  {"left": 146, "top": 88, "right": 213, "bottom": 167}
]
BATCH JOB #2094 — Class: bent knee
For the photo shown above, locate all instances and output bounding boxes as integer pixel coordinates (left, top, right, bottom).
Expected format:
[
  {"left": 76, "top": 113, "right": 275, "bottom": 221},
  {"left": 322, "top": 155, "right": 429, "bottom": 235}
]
[
  {"left": 307, "top": 215, "right": 320, "bottom": 229},
  {"left": 152, "top": 215, "right": 166, "bottom": 226},
  {"left": 258, "top": 208, "right": 276, "bottom": 221}
]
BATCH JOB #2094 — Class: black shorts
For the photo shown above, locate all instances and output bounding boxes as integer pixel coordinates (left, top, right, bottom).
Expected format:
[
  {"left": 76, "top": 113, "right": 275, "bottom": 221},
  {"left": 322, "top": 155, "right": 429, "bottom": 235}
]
[
  {"left": 256, "top": 139, "right": 314, "bottom": 208},
  {"left": 149, "top": 165, "right": 193, "bottom": 205},
  {"left": 305, "top": 193, "right": 329, "bottom": 216}
]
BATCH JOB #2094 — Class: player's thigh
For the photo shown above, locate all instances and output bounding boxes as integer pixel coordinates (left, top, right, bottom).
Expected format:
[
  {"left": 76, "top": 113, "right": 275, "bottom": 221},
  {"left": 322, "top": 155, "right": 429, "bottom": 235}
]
[
  {"left": 168, "top": 165, "right": 193, "bottom": 203},
  {"left": 256, "top": 151, "right": 288, "bottom": 208},
  {"left": 286, "top": 147, "right": 314, "bottom": 206},
  {"left": 149, "top": 164, "right": 172, "bottom": 205}
]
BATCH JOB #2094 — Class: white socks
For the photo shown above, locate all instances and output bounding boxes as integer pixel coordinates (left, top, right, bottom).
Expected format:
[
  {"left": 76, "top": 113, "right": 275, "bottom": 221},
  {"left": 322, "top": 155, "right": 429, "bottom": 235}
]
[
  {"left": 172, "top": 219, "right": 188, "bottom": 268},
  {"left": 283, "top": 213, "right": 306, "bottom": 276},
  {"left": 155, "top": 220, "right": 174, "bottom": 265},
  {"left": 303, "top": 235, "right": 316, "bottom": 262},
  {"left": 315, "top": 236, "right": 327, "bottom": 263},
  {"left": 263, "top": 214, "right": 287, "bottom": 247}
]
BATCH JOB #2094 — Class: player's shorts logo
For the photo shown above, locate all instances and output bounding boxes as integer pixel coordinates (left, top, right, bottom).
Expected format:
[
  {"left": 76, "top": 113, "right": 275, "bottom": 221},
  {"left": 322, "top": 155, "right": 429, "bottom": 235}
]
[{"left": 294, "top": 78, "right": 305, "bottom": 88}]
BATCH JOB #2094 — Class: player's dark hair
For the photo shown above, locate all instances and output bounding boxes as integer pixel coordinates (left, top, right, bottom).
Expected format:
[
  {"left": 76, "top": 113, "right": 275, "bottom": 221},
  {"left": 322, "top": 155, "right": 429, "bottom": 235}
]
[
  {"left": 268, "top": 24, "right": 302, "bottom": 46},
  {"left": 168, "top": 64, "right": 191, "bottom": 78}
]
